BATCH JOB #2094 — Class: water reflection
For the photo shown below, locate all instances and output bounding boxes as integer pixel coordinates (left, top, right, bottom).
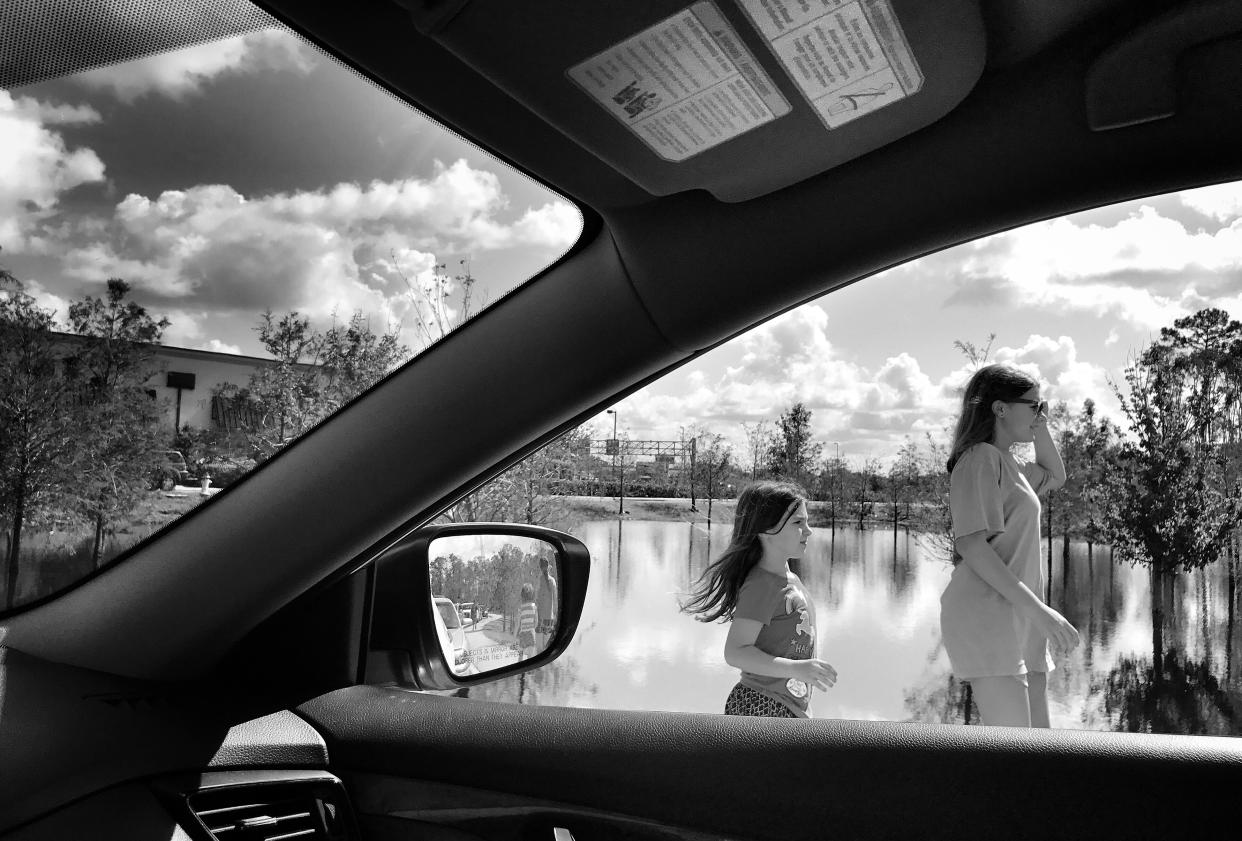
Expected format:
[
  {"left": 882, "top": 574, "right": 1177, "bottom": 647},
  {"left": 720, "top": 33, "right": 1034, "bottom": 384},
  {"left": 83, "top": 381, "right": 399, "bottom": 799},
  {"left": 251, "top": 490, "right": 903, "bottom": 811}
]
[{"left": 461, "top": 520, "right": 1242, "bottom": 735}]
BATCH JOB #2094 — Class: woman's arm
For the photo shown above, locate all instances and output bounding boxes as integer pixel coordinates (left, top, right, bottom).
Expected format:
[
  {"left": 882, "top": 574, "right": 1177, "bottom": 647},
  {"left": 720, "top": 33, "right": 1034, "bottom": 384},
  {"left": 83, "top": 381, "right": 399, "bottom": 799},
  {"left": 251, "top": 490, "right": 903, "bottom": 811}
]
[
  {"left": 956, "top": 532, "right": 1078, "bottom": 650},
  {"left": 1031, "top": 413, "right": 1066, "bottom": 490},
  {"left": 724, "top": 619, "right": 837, "bottom": 690}
]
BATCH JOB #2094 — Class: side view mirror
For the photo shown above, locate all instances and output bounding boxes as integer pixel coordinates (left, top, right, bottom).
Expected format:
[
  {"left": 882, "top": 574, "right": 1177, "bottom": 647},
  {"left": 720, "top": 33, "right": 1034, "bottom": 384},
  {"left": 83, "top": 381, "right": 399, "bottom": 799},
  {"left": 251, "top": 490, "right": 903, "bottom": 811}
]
[{"left": 367, "top": 523, "right": 590, "bottom": 690}]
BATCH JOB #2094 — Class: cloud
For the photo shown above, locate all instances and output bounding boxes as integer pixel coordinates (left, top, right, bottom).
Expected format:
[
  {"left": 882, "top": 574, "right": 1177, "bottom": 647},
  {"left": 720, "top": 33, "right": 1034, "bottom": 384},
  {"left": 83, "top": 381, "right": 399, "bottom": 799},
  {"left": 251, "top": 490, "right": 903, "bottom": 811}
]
[
  {"left": 606, "top": 309, "right": 1119, "bottom": 469},
  {"left": 17, "top": 279, "right": 72, "bottom": 327},
  {"left": 930, "top": 196, "right": 1242, "bottom": 330},
  {"left": 935, "top": 335, "right": 1113, "bottom": 420},
  {"left": 57, "top": 159, "right": 580, "bottom": 340},
  {"left": 991, "top": 335, "right": 1113, "bottom": 411},
  {"left": 71, "top": 29, "right": 314, "bottom": 103},
  {"left": 0, "top": 92, "right": 105, "bottom": 252},
  {"left": 1178, "top": 181, "right": 1242, "bottom": 224},
  {"left": 610, "top": 307, "right": 953, "bottom": 460},
  {"left": 200, "top": 339, "right": 243, "bottom": 355}
]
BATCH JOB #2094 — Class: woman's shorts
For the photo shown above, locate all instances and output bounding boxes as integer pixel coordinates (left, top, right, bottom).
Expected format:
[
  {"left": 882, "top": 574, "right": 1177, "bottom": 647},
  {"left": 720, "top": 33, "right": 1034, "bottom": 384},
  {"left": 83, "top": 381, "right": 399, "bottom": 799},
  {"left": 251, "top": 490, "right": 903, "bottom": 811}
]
[{"left": 724, "top": 683, "right": 797, "bottom": 718}]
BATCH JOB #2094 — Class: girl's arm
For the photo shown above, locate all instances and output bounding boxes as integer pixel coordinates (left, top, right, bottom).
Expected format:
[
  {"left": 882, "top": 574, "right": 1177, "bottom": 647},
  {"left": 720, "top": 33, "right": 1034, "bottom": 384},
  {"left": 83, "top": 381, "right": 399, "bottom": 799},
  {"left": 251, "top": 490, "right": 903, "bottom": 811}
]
[
  {"left": 1031, "top": 413, "right": 1066, "bottom": 490},
  {"left": 956, "top": 532, "right": 1078, "bottom": 650},
  {"left": 724, "top": 619, "right": 837, "bottom": 690}
]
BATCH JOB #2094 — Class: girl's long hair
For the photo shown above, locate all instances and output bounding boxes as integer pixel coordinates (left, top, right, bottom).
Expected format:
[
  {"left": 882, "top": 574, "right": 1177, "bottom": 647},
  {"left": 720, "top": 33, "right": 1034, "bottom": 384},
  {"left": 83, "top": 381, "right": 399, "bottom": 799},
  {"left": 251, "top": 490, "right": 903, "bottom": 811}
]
[
  {"left": 680, "top": 480, "right": 806, "bottom": 623},
  {"left": 946, "top": 363, "right": 1038, "bottom": 473}
]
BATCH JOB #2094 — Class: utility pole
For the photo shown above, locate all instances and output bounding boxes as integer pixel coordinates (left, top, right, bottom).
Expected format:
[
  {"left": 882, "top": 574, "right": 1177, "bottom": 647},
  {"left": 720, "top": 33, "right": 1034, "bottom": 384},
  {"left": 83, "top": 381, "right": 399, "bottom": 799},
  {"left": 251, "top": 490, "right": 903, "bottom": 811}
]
[{"left": 607, "top": 410, "right": 623, "bottom": 516}]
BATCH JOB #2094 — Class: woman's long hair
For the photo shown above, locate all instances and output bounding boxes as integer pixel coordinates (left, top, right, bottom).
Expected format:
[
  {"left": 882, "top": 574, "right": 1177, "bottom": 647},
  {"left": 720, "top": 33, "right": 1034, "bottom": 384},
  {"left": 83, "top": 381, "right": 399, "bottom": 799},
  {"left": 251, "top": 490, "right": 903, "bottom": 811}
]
[
  {"left": 946, "top": 363, "right": 1038, "bottom": 473},
  {"left": 680, "top": 480, "right": 806, "bottom": 623}
]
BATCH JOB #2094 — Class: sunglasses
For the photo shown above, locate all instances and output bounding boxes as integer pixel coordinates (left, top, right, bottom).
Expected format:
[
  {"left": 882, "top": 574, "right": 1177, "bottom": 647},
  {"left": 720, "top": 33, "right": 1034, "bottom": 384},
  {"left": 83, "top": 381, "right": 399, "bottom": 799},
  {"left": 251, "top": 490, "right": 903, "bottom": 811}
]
[{"left": 1008, "top": 398, "right": 1048, "bottom": 414}]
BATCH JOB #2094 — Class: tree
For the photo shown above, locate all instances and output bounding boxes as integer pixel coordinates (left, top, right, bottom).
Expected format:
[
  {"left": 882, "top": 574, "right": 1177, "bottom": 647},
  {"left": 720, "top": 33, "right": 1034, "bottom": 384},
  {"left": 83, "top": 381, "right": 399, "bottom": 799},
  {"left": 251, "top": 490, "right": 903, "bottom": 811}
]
[
  {"left": 230, "top": 310, "right": 321, "bottom": 453},
  {"left": 443, "top": 425, "right": 593, "bottom": 527},
  {"left": 913, "top": 432, "right": 954, "bottom": 563},
  {"left": 65, "top": 278, "right": 170, "bottom": 566},
  {"left": 1056, "top": 399, "right": 1122, "bottom": 557},
  {"left": 0, "top": 274, "right": 72, "bottom": 606},
  {"left": 846, "top": 457, "right": 880, "bottom": 530},
  {"left": 885, "top": 438, "right": 921, "bottom": 533},
  {"left": 692, "top": 431, "right": 732, "bottom": 521},
  {"left": 741, "top": 420, "right": 772, "bottom": 481},
  {"left": 765, "top": 403, "right": 822, "bottom": 489},
  {"left": 953, "top": 333, "right": 996, "bottom": 369},
  {"left": 1101, "top": 345, "right": 1242, "bottom": 678},
  {"left": 218, "top": 309, "right": 408, "bottom": 458},
  {"left": 395, "top": 255, "right": 485, "bottom": 350},
  {"left": 317, "top": 310, "right": 408, "bottom": 411}
]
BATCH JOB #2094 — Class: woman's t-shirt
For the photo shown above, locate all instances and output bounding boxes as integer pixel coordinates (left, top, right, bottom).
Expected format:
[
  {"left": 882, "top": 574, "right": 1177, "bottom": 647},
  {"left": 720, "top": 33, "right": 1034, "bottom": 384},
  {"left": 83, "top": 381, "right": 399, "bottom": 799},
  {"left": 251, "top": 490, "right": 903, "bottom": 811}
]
[
  {"left": 950, "top": 441, "right": 1051, "bottom": 589},
  {"left": 733, "top": 568, "right": 816, "bottom": 717},
  {"left": 941, "top": 441, "right": 1055, "bottom": 677}
]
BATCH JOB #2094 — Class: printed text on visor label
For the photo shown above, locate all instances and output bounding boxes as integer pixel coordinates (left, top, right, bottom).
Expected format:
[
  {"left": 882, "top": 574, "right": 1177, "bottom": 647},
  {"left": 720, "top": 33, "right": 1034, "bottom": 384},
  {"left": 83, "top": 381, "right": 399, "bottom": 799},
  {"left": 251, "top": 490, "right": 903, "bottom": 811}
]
[
  {"left": 735, "top": 0, "right": 923, "bottom": 129},
  {"left": 567, "top": 2, "right": 790, "bottom": 162}
]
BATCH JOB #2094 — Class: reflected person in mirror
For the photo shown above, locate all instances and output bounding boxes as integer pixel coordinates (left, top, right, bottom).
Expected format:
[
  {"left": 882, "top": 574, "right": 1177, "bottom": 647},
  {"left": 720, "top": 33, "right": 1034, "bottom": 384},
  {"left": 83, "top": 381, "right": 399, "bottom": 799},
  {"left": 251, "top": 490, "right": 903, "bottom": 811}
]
[
  {"left": 536, "top": 557, "right": 557, "bottom": 648},
  {"left": 516, "top": 583, "right": 538, "bottom": 660},
  {"left": 940, "top": 364, "right": 1081, "bottom": 727},
  {"left": 682, "top": 481, "right": 837, "bottom": 718}
]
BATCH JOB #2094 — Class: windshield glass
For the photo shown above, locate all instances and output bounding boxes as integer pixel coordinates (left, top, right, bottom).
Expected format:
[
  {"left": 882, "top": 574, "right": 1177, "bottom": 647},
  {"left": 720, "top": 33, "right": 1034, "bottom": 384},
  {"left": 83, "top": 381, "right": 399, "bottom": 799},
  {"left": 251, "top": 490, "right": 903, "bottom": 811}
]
[
  {"left": 436, "top": 601, "right": 462, "bottom": 630},
  {"left": 0, "top": 2, "right": 582, "bottom": 611}
]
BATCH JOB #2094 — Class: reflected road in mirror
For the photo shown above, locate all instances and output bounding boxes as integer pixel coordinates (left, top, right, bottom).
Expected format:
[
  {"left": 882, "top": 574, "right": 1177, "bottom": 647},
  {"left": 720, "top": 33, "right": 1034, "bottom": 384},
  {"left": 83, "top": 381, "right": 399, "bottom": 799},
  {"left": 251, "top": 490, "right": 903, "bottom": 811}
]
[{"left": 429, "top": 533, "right": 560, "bottom": 676}]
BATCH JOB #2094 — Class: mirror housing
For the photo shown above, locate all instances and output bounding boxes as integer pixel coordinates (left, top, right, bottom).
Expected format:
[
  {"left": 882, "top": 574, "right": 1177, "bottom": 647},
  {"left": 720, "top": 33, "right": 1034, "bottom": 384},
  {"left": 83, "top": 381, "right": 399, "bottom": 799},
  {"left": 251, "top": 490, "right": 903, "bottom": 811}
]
[{"left": 366, "top": 522, "right": 590, "bottom": 690}]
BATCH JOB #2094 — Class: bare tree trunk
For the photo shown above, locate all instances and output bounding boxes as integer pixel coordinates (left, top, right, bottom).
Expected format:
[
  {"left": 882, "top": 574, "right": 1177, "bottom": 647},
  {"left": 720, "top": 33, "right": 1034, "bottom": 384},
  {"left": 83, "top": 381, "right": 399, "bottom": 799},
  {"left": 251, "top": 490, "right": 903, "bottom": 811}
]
[
  {"left": 1228, "top": 537, "right": 1237, "bottom": 685},
  {"left": 91, "top": 512, "right": 107, "bottom": 569},
  {"left": 6, "top": 495, "right": 26, "bottom": 609},
  {"left": 1152, "top": 566, "right": 1165, "bottom": 687},
  {"left": 1199, "top": 566, "right": 1211, "bottom": 672},
  {"left": 1045, "top": 492, "right": 1053, "bottom": 601}
]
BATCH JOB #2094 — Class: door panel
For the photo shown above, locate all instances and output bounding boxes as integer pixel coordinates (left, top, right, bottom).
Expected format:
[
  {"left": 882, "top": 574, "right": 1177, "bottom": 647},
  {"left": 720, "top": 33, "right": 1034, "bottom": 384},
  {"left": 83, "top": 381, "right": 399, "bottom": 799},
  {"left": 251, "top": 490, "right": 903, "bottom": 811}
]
[{"left": 299, "top": 686, "right": 1242, "bottom": 841}]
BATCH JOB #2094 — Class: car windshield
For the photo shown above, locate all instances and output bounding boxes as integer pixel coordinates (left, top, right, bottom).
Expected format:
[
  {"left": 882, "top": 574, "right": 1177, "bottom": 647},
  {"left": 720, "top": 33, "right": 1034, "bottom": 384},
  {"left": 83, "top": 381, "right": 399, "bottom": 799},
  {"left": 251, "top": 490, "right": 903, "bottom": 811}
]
[
  {"left": 0, "top": 2, "right": 583, "bottom": 612},
  {"left": 436, "top": 601, "right": 462, "bottom": 630}
]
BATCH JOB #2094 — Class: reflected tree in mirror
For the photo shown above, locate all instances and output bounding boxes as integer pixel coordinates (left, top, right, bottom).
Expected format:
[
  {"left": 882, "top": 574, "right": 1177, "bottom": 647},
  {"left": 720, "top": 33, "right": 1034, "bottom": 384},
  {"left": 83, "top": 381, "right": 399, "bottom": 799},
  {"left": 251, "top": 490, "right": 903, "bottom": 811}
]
[{"left": 429, "top": 533, "right": 559, "bottom": 676}]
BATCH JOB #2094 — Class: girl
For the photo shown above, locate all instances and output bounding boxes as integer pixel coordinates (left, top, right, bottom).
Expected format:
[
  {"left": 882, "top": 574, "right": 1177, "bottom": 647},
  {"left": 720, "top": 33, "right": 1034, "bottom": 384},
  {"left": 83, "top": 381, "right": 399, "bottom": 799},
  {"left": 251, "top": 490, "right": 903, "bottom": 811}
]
[
  {"left": 516, "top": 583, "right": 538, "bottom": 660},
  {"left": 940, "top": 364, "right": 1081, "bottom": 727},
  {"left": 683, "top": 481, "right": 837, "bottom": 718}
]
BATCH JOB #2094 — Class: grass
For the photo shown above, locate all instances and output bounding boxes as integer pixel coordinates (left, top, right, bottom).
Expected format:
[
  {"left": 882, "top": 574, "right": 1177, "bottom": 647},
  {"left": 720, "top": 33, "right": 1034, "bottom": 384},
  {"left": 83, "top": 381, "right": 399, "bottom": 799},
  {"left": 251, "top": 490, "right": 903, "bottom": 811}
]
[{"left": 4, "top": 488, "right": 211, "bottom": 606}]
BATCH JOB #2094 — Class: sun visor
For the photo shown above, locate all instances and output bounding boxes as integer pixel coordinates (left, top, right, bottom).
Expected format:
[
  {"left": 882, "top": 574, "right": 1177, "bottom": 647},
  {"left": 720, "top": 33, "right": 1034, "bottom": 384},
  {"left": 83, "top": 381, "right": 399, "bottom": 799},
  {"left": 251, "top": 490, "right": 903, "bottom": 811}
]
[{"left": 397, "top": 0, "right": 986, "bottom": 202}]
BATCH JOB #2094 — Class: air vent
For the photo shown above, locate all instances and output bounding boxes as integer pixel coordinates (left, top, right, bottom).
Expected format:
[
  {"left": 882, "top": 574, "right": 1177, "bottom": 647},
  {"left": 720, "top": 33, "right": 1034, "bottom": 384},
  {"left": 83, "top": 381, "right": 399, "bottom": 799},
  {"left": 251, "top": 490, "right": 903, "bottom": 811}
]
[{"left": 186, "top": 778, "right": 355, "bottom": 841}]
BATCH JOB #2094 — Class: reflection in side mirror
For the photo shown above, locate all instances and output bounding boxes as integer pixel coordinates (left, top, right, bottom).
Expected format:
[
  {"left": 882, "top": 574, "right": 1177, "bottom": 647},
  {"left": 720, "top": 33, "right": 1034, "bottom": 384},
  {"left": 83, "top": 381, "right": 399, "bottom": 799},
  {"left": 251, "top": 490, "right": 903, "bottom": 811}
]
[
  {"left": 367, "top": 522, "right": 588, "bottom": 691},
  {"left": 429, "top": 533, "right": 560, "bottom": 678}
]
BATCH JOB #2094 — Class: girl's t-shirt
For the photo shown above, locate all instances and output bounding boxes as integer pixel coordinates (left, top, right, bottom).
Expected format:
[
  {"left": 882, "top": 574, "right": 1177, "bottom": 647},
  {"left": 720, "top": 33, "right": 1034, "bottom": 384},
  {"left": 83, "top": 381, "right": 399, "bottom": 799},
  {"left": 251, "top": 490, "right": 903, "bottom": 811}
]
[
  {"left": 517, "top": 601, "right": 538, "bottom": 647},
  {"left": 733, "top": 568, "right": 816, "bottom": 717}
]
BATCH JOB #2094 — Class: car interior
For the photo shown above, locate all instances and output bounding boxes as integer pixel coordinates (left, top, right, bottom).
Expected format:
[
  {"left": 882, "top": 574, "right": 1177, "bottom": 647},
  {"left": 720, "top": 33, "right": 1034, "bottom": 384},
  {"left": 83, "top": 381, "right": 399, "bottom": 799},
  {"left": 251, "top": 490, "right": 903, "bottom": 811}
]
[{"left": 3, "top": 0, "right": 1242, "bottom": 839}]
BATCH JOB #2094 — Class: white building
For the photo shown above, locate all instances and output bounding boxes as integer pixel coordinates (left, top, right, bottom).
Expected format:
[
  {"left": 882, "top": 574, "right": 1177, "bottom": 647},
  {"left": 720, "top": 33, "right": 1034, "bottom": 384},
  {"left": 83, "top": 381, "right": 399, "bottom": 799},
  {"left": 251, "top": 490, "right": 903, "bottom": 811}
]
[{"left": 147, "top": 343, "right": 274, "bottom": 435}]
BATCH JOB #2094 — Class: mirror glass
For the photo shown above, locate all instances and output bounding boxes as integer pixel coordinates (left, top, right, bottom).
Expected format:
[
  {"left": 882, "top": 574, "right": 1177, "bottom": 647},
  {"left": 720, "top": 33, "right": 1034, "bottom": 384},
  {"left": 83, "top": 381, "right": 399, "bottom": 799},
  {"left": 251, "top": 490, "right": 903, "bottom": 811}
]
[{"left": 428, "top": 533, "right": 560, "bottom": 676}]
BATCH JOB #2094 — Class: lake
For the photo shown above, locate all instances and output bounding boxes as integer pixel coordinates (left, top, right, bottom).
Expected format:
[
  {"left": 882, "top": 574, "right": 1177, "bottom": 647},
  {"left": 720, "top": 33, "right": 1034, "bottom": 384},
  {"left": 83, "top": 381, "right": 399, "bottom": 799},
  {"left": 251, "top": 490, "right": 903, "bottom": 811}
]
[{"left": 461, "top": 519, "right": 1242, "bottom": 735}]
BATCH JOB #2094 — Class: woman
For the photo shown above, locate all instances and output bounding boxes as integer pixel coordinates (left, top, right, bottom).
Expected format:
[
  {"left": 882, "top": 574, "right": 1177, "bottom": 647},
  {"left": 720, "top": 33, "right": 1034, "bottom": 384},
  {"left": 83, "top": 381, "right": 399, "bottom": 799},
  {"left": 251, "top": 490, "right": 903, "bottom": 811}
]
[
  {"left": 682, "top": 481, "right": 837, "bottom": 718},
  {"left": 940, "top": 364, "right": 1080, "bottom": 727},
  {"left": 535, "top": 556, "right": 557, "bottom": 648}
]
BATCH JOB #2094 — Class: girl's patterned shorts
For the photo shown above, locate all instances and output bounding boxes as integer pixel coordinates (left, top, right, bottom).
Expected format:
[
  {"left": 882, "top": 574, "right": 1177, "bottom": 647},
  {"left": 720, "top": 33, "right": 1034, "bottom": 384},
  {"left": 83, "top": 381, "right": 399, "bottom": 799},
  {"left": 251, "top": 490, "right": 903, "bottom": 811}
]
[{"left": 724, "top": 683, "right": 797, "bottom": 718}]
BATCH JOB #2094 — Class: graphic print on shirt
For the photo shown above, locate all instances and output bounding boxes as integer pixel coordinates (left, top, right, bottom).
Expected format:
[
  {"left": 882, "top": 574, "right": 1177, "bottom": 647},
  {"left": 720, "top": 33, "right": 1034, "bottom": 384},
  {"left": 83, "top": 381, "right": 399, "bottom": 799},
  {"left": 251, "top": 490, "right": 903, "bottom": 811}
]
[
  {"left": 784, "top": 588, "right": 815, "bottom": 699},
  {"left": 785, "top": 591, "right": 814, "bottom": 655}
]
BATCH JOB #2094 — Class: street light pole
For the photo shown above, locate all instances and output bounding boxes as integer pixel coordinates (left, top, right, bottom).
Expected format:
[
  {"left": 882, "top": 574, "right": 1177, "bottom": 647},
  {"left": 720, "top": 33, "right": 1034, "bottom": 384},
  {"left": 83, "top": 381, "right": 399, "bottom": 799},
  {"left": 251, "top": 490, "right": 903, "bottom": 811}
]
[{"left": 607, "top": 410, "right": 622, "bottom": 516}]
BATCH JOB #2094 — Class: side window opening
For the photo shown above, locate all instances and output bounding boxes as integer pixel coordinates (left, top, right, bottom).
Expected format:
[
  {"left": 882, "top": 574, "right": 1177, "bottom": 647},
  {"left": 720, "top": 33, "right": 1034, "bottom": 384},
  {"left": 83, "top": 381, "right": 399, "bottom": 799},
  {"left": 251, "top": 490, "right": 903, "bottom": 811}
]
[{"left": 439, "top": 181, "right": 1242, "bottom": 736}]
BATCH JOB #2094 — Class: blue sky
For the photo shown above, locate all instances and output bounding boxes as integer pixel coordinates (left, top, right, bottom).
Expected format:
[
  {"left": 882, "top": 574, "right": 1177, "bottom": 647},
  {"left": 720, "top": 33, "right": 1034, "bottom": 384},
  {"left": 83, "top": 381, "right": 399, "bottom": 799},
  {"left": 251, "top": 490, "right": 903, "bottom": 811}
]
[{"left": 4, "top": 25, "right": 1242, "bottom": 467}]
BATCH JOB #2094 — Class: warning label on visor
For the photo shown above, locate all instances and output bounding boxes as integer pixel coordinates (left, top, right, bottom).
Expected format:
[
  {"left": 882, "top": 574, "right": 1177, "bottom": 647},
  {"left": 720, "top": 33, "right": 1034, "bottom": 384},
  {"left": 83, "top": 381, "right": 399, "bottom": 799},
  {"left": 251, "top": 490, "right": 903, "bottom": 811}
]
[
  {"left": 735, "top": 0, "right": 923, "bottom": 129},
  {"left": 567, "top": 1, "right": 790, "bottom": 161}
]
